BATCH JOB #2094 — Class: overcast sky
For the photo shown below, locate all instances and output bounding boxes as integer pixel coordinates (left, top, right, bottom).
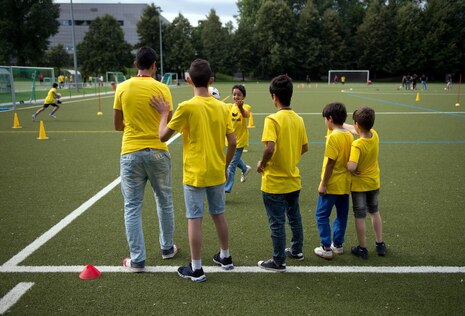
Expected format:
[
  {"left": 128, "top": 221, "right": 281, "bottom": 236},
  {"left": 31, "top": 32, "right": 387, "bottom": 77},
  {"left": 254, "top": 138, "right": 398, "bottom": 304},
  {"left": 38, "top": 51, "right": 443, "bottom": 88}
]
[{"left": 55, "top": 0, "right": 240, "bottom": 27}]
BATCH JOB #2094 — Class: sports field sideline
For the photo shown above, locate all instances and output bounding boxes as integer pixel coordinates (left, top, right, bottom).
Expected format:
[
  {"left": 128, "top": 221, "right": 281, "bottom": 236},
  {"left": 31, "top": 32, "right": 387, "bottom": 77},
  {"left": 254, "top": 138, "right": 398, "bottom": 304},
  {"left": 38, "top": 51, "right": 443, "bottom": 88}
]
[{"left": 1, "top": 82, "right": 464, "bottom": 314}]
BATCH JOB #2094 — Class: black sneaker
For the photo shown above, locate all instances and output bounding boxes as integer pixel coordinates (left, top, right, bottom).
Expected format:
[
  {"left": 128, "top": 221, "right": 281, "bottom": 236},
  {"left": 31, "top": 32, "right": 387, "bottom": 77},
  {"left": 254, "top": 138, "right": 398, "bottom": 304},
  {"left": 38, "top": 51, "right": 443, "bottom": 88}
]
[
  {"left": 376, "top": 241, "right": 387, "bottom": 256},
  {"left": 161, "top": 244, "right": 178, "bottom": 259},
  {"left": 177, "top": 263, "right": 206, "bottom": 283},
  {"left": 258, "top": 259, "right": 286, "bottom": 272},
  {"left": 212, "top": 252, "right": 234, "bottom": 270},
  {"left": 351, "top": 246, "right": 368, "bottom": 259},
  {"left": 285, "top": 248, "right": 304, "bottom": 261}
]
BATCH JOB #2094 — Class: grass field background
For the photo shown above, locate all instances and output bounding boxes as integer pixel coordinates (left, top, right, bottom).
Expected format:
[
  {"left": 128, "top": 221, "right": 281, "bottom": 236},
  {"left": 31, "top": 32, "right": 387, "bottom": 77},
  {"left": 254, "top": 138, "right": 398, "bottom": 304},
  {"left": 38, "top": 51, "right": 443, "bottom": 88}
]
[{"left": 1, "top": 82, "right": 464, "bottom": 314}]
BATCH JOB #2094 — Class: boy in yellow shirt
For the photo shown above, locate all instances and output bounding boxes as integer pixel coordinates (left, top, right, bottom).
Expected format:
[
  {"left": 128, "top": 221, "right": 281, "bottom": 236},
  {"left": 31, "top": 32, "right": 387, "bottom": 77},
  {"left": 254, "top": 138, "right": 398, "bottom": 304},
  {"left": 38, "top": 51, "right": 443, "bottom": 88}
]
[
  {"left": 150, "top": 59, "right": 236, "bottom": 282},
  {"left": 314, "top": 102, "right": 354, "bottom": 260},
  {"left": 32, "top": 82, "right": 61, "bottom": 120},
  {"left": 257, "top": 75, "right": 308, "bottom": 272},
  {"left": 344, "top": 107, "right": 386, "bottom": 259}
]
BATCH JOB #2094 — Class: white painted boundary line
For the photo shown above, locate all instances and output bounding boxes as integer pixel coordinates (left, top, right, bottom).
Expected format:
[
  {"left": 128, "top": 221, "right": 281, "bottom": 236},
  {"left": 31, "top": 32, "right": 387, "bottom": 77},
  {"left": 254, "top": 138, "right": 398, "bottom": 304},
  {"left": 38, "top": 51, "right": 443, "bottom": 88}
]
[
  {"left": 0, "top": 282, "right": 34, "bottom": 315},
  {"left": 1, "top": 265, "right": 464, "bottom": 274},
  {"left": 1, "top": 133, "right": 181, "bottom": 268}
]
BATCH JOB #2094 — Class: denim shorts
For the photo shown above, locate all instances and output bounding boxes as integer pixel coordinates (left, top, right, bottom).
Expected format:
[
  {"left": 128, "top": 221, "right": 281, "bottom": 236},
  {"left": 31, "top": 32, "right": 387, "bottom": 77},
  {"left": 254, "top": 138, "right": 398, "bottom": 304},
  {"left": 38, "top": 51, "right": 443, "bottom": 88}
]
[
  {"left": 183, "top": 184, "right": 225, "bottom": 219},
  {"left": 351, "top": 189, "right": 379, "bottom": 218}
]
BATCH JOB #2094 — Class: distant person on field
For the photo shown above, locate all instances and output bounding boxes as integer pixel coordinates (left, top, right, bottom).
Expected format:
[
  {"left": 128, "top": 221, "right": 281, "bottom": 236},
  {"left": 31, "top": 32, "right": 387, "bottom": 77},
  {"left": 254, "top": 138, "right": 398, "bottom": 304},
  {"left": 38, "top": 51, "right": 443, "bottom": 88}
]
[
  {"left": 343, "top": 107, "right": 387, "bottom": 259},
  {"left": 225, "top": 84, "right": 252, "bottom": 193},
  {"left": 32, "top": 82, "right": 61, "bottom": 120},
  {"left": 58, "top": 74, "right": 65, "bottom": 88},
  {"left": 113, "top": 46, "right": 178, "bottom": 273},
  {"left": 420, "top": 74, "right": 427, "bottom": 90},
  {"left": 314, "top": 102, "right": 354, "bottom": 260},
  {"left": 256, "top": 75, "right": 308, "bottom": 272},
  {"left": 150, "top": 58, "right": 236, "bottom": 283},
  {"left": 446, "top": 74, "right": 452, "bottom": 91},
  {"left": 341, "top": 75, "right": 346, "bottom": 85}
]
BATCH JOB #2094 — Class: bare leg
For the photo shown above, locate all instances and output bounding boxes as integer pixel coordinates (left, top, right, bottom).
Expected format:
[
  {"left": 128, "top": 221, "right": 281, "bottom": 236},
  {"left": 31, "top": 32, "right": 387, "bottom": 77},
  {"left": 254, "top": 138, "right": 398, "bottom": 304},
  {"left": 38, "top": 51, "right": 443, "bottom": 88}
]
[
  {"left": 187, "top": 218, "right": 203, "bottom": 260},
  {"left": 211, "top": 214, "right": 229, "bottom": 250},
  {"left": 355, "top": 218, "right": 366, "bottom": 248},
  {"left": 370, "top": 212, "right": 383, "bottom": 243}
]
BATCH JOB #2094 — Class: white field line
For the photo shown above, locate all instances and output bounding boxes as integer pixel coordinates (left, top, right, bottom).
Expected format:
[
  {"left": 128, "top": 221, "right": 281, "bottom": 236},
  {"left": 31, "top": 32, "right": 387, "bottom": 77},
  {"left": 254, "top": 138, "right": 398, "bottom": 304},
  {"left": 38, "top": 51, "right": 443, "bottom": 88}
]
[
  {"left": 0, "top": 282, "right": 35, "bottom": 315},
  {"left": 0, "top": 265, "right": 464, "bottom": 274},
  {"left": 253, "top": 111, "right": 465, "bottom": 116},
  {"left": 1, "top": 133, "right": 181, "bottom": 268}
]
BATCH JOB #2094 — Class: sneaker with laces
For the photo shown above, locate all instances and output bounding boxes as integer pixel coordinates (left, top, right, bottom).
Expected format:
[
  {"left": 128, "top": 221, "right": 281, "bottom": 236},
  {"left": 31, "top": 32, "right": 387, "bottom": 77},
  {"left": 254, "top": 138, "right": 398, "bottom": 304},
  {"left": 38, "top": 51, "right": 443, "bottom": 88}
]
[
  {"left": 161, "top": 244, "right": 178, "bottom": 259},
  {"left": 330, "top": 242, "right": 344, "bottom": 255},
  {"left": 258, "top": 259, "right": 286, "bottom": 272},
  {"left": 314, "top": 246, "right": 333, "bottom": 260},
  {"left": 177, "top": 263, "right": 206, "bottom": 283},
  {"left": 376, "top": 241, "right": 387, "bottom": 256},
  {"left": 351, "top": 245, "right": 369, "bottom": 259},
  {"left": 212, "top": 252, "right": 234, "bottom": 270},
  {"left": 49, "top": 113, "right": 57, "bottom": 119},
  {"left": 122, "top": 258, "right": 145, "bottom": 273},
  {"left": 240, "top": 165, "right": 252, "bottom": 183},
  {"left": 285, "top": 248, "right": 304, "bottom": 261}
]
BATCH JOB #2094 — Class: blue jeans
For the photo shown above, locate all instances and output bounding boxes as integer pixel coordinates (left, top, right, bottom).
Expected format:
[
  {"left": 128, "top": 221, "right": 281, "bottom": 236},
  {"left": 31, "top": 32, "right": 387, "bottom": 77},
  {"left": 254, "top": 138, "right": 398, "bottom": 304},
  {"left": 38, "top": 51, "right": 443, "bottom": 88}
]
[
  {"left": 262, "top": 190, "right": 303, "bottom": 265},
  {"left": 225, "top": 147, "right": 248, "bottom": 193},
  {"left": 315, "top": 194, "right": 349, "bottom": 248},
  {"left": 120, "top": 148, "right": 175, "bottom": 266}
]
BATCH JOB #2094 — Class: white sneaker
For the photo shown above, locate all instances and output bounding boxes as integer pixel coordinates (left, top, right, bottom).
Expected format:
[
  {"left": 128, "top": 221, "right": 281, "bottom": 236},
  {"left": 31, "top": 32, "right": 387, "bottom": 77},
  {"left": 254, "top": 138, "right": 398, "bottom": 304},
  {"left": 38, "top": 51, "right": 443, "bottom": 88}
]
[
  {"left": 49, "top": 113, "right": 57, "bottom": 119},
  {"left": 330, "top": 243, "right": 344, "bottom": 255},
  {"left": 240, "top": 165, "right": 252, "bottom": 183},
  {"left": 314, "top": 246, "right": 333, "bottom": 260},
  {"left": 123, "top": 258, "right": 145, "bottom": 273}
]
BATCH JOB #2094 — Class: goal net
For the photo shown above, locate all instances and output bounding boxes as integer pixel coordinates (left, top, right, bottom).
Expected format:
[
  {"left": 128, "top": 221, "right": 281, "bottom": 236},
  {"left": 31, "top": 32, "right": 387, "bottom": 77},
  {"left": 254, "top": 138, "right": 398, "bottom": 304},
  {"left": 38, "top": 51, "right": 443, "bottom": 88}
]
[
  {"left": 0, "top": 66, "right": 55, "bottom": 110},
  {"left": 328, "top": 70, "right": 369, "bottom": 84},
  {"left": 106, "top": 72, "right": 126, "bottom": 85},
  {"left": 161, "top": 73, "right": 179, "bottom": 86}
]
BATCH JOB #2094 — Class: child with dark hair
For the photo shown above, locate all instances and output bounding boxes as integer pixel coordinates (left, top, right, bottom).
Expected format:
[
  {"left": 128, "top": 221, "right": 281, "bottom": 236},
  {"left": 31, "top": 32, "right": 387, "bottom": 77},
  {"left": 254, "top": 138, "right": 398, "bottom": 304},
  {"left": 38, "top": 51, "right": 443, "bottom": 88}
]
[
  {"left": 314, "top": 102, "right": 354, "bottom": 260},
  {"left": 32, "top": 82, "right": 61, "bottom": 120},
  {"left": 225, "top": 84, "right": 252, "bottom": 193},
  {"left": 344, "top": 106, "right": 386, "bottom": 259}
]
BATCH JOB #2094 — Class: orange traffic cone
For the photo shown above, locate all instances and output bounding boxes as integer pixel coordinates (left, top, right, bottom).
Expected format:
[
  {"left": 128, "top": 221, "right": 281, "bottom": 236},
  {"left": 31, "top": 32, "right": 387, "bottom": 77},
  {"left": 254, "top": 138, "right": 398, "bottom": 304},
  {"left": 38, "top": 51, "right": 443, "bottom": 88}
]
[
  {"left": 37, "top": 120, "right": 48, "bottom": 140},
  {"left": 248, "top": 112, "right": 256, "bottom": 128},
  {"left": 415, "top": 92, "right": 420, "bottom": 101},
  {"left": 79, "top": 265, "right": 101, "bottom": 280},
  {"left": 12, "top": 112, "right": 22, "bottom": 129}
]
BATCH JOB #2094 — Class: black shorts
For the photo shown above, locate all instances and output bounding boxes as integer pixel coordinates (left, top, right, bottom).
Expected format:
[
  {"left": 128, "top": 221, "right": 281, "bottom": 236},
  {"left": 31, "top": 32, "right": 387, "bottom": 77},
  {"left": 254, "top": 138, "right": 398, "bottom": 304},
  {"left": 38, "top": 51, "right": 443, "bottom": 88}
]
[{"left": 43, "top": 103, "right": 58, "bottom": 108}]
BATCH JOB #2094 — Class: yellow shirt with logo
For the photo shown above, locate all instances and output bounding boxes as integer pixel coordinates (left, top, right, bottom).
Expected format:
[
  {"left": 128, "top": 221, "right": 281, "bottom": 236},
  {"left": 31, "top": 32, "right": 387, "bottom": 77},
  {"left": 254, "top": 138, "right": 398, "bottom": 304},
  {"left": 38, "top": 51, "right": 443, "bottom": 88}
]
[
  {"left": 320, "top": 129, "right": 354, "bottom": 195},
  {"left": 45, "top": 87, "right": 57, "bottom": 104},
  {"left": 261, "top": 110, "right": 308, "bottom": 194},
  {"left": 113, "top": 76, "right": 173, "bottom": 155},
  {"left": 349, "top": 129, "right": 380, "bottom": 192},
  {"left": 227, "top": 103, "right": 251, "bottom": 148},
  {"left": 168, "top": 96, "right": 234, "bottom": 187}
]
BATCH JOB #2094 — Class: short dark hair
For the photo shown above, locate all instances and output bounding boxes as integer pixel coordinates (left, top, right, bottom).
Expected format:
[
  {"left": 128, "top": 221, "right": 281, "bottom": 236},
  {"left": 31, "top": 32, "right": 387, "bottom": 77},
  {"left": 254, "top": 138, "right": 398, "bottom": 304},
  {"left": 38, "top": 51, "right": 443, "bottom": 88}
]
[
  {"left": 232, "top": 84, "right": 246, "bottom": 97},
  {"left": 52, "top": 82, "right": 58, "bottom": 88},
  {"left": 188, "top": 59, "right": 212, "bottom": 88},
  {"left": 269, "top": 75, "right": 293, "bottom": 106},
  {"left": 136, "top": 47, "right": 157, "bottom": 70},
  {"left": 322, "top": 102, "right": 347, "bottom": 125},
  {"left": 353, "top": 106, "right": 375, "bottom": 130}
]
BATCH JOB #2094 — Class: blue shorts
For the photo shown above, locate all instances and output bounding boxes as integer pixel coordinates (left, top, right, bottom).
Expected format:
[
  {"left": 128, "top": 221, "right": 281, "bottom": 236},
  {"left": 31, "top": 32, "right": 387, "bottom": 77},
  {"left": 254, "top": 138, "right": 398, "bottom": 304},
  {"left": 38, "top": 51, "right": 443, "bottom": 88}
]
[
  {"left": 183, "top": 184, "right": 225, "bottom": 219},
  {"left": 351, "top": 189, "right": 379, "bottom": 218}
]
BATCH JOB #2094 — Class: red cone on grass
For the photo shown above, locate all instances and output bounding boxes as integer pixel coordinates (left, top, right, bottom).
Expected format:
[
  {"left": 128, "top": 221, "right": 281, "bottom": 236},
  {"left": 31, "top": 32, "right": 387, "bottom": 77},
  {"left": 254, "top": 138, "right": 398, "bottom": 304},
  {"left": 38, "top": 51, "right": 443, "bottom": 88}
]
[{"left": 79, "top": 265, "right": 101, "bottom": 280}]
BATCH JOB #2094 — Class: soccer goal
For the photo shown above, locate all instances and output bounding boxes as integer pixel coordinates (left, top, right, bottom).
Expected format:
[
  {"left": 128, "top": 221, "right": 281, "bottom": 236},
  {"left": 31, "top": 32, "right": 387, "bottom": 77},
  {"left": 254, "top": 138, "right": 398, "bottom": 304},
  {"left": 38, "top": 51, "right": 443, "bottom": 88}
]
[
  {"left": 106, "top": 72, "right": 126, "bottom": 84},
  {"left": 161, "top": 72, "right": 178, "bottom": 86},
  {"left": 328, "top": 70, "right": 370, "bottom": 84}
]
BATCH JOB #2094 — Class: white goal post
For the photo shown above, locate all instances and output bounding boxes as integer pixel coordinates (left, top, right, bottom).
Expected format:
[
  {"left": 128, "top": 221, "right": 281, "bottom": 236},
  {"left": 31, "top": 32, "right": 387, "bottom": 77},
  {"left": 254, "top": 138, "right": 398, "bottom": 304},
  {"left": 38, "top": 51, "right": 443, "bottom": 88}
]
[{"left": 328, "top": 70, "right": 370, "bottom": 84}]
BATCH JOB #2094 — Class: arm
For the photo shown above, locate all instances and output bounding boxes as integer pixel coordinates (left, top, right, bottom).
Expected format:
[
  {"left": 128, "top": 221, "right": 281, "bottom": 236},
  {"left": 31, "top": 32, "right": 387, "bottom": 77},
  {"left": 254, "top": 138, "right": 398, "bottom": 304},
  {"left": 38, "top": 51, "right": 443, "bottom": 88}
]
[
  {"left": 301, "top": 143, "right": 308, "bottom": 155},
  {"left": 225, "top": 133, "right": 237, "bottom": 178},
  {"left": 257, "top": 141, "right": 275, "bottom": 173},
  {"left": 237, "top": 101, "right": 250, "bottom": 118},
  {"left": 318, "top": 158, "right": 336, "bottom": 195},
  {"left": 343, "top": 123, "right": 358, "bottom": 135},
  {"left": 347, "top": 160, "right": 360, "bottom": 174},
  {"left": 149, "top": 94, "right": 175, "bottom": 142},
  {"left": 113, "top": 109, "right": 125, "bottom": 131}
]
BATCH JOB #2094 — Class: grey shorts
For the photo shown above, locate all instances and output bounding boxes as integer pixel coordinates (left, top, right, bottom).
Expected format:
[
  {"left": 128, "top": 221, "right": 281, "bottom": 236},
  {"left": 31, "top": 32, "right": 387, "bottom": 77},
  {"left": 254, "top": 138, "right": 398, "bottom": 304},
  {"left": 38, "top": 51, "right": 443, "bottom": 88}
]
[
  {"left": 351, "top": 189, "right": 379, "bottom": 218},
  {"left": 183, "top": 184, "right": 225, "bottom": 219}
]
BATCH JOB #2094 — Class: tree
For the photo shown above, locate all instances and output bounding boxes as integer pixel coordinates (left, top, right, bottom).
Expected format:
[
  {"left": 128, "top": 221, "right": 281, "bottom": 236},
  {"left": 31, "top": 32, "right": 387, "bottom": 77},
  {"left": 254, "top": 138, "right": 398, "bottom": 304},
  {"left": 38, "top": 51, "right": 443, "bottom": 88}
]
[
  {"left": 45, "top": 44, "right": 72, "bottom": 73},
  {"left": 135, "top": 4, "right": 164, "bottom": 50},
  {"left": 0, "top": 0, "right": 59, "bottom": 65},
  {"left": 163, "top": 14, "right": 196, "bottom": 77},
  {"left": 321, "top": 9, "right": 347, "bottom": 71},
  {"left": 76, "top": 15, "right": 133, "bottom": 76}
]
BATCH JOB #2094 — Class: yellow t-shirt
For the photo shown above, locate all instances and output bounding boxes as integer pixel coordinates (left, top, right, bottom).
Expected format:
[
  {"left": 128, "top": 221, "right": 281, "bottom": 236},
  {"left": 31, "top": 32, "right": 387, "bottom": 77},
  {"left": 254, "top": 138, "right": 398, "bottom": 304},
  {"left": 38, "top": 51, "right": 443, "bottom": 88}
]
[
  {"left": 113, "top": 76, "right": 173, "bottom": 155},
  {"left": 45, "top": 87, "right": 57, "bottom": 104},
  {"left": 168, "top": 96, "right": 234, "bottom": 187},
  {"left": 227, "top": 103, "right": 251, "bottom": 148},
  {"left": 349, "top": 129, "right": 380, "bottom": 192},
  {"left": 320, "top": 129, "right": 354, "bottom": 195},
  {"left": 261, "top": 110, "right": 308, "bottom": 194}
]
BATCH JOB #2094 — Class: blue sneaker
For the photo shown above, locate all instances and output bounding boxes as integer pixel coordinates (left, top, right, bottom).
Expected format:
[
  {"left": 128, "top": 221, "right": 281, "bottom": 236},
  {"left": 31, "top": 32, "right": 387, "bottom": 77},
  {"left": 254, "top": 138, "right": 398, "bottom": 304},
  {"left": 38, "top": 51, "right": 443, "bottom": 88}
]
[
  {"left": 177, "top": 263, "right": 206, "bottom": 283},
  {"left": 212, "top": 252, "right": 234, "bottom": 270},
  {"left": 161, "top": 244, "right": 178, "bottom": 260}
]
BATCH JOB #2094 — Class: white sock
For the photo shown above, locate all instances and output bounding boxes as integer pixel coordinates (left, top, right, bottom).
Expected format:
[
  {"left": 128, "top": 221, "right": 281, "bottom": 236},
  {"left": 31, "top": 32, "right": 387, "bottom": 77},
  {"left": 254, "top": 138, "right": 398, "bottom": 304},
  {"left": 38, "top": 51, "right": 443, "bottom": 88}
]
[
  {"left": 191, "top": 259, "right": 202, "bottom": 271},
  {"left": 220, "top": 249, "right": 230, "bottom": 259}
]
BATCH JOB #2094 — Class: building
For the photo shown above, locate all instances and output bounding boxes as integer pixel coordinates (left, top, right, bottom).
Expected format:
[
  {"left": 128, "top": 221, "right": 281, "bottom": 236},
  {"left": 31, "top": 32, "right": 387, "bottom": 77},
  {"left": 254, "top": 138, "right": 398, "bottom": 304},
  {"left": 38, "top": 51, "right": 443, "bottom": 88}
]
[{"left": 50, "top": 3, "right": 168, "bottom": 53}]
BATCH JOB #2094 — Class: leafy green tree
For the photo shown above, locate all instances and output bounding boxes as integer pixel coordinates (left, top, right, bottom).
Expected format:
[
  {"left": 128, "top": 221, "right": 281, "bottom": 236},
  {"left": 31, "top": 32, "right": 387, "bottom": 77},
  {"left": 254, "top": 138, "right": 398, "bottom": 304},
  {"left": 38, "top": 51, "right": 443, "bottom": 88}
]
[
  {"left": 76, "top": 15, "right": 133, "bottom": 76},
  {"left": 255, "top": 0, "right": 295, "bottom": 78},
  {"left": 163, "top": 14, "right": 196, "bottom": 77},
  {"left": 0, "top": 0, "right": 59, "bottom": 65},
  {"left": 135, "top": 4, "right": 164, "bottom": 50},
  {"left": 321, "top": 9, "right": 347, "bottom": 72},
  {"left": 45, "top": 44, "right": 71, "bottom": 73}
]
